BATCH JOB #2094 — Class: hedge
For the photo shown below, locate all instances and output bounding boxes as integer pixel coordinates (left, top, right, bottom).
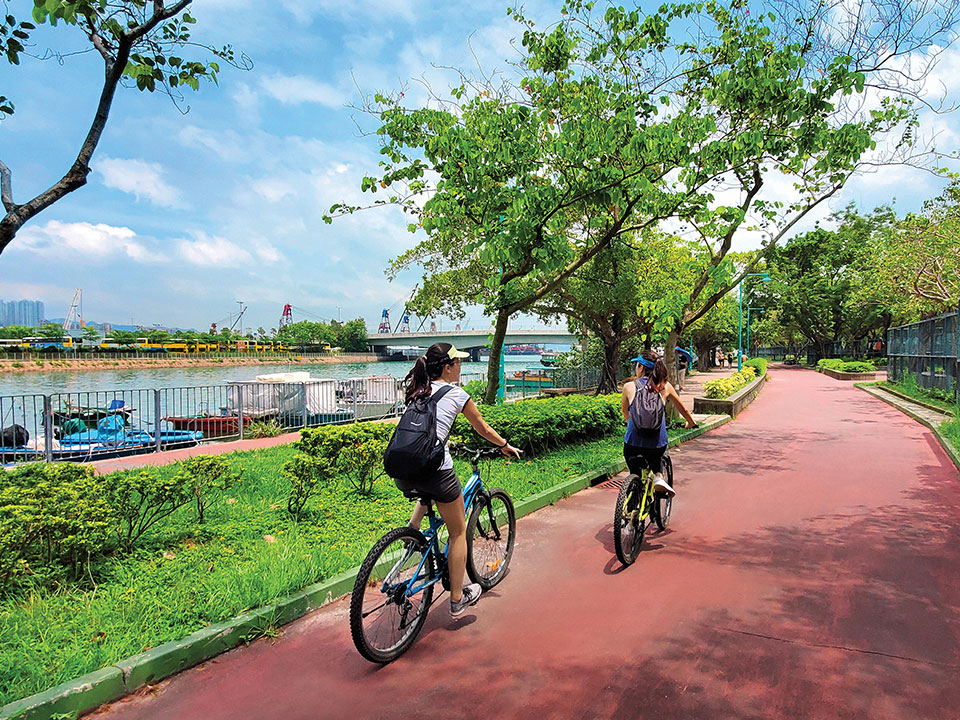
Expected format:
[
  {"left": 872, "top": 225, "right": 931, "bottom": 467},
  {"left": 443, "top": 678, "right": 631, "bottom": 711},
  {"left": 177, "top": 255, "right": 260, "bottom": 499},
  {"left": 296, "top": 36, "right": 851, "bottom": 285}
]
[
  {"left": 817, "top": 358, "right": 875, "bottom": 373},
  {"left": 703, "top": 366, "right": 758, "bottom": 399},
  {"left": 743, "top": 357, "right": 767, "bottom": 376}
]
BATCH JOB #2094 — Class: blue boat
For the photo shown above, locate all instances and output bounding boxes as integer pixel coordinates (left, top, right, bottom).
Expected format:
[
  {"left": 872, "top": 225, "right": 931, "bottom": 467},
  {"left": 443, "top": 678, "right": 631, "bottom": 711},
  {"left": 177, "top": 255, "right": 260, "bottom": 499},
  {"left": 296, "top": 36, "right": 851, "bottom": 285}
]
[{"left": 1, "top": 415, "right": 202, "bottom": 464}]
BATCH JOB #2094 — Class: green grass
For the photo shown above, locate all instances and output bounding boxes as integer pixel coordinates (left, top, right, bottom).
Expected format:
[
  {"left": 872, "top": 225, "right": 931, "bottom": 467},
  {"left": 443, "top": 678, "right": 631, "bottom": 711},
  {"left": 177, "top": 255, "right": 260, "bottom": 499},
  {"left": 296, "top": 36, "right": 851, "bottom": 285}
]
[
  {"left": 881, "top": 378, "right": 958, "bottom": 415},
  {"left": 940, "top": 417, "right": 960, "bottom": 449},
  {"left": 1, "top": 431, "right": 644, "bottom": 706}
]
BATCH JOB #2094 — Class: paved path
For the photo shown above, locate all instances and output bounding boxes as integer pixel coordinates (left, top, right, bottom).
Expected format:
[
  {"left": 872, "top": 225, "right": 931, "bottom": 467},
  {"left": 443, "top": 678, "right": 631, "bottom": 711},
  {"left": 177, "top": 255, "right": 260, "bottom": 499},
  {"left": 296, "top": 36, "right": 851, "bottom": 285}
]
[{"left": 94, "top": 366, "right": 960, "bottom": 719}]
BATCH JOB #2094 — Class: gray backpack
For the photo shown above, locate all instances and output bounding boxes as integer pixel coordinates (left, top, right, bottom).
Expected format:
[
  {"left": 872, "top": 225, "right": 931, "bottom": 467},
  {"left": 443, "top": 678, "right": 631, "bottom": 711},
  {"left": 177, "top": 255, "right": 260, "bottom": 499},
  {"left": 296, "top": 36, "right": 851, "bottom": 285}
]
[{"left": 629, "top": 378, "right": 664, "bottom": 439}]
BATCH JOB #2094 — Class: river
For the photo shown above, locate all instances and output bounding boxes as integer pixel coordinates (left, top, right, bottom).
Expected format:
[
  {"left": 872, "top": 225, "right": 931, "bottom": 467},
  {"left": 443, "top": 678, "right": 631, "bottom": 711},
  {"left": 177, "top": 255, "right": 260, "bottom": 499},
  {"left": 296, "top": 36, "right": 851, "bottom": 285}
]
[{"left": 0, "top": 356, "right": 547, "bottom": 397}]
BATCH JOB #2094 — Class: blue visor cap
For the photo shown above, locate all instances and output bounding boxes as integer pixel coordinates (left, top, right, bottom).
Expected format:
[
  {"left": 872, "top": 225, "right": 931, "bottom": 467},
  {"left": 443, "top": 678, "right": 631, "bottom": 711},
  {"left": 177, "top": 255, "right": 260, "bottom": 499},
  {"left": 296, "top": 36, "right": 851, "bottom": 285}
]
[{"left": 629, "top": 356, "right": 656, "bottom": 369}]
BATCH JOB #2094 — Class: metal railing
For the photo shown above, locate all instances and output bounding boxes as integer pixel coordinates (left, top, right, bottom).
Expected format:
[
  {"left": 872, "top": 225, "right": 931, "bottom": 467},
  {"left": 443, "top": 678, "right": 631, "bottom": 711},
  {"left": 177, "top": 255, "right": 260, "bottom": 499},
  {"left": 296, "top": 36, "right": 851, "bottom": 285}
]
[
  {"left": 0, "top": 377, "right": 408, "bottom": 465},
  {"left": 0, "top": 366, "right": 605, "bottom": 465},
  {"left": 887, "top": 308, "right": 959, "bottom": 402}
]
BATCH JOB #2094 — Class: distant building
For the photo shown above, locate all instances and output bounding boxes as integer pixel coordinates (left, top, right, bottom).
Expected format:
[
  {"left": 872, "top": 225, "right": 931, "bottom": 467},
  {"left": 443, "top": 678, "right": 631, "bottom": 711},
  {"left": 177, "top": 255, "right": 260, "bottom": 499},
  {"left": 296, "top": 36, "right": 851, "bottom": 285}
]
[{"left": 0, "top": 299, "right": 44, "bottom": 327}]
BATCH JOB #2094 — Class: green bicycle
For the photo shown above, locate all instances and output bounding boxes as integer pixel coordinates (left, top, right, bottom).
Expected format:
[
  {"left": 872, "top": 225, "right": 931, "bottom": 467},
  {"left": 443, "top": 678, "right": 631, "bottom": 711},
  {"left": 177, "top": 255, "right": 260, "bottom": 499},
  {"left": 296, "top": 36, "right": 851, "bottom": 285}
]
[{"left": 612, "top": 454, "right": 674, "bottom": 566}]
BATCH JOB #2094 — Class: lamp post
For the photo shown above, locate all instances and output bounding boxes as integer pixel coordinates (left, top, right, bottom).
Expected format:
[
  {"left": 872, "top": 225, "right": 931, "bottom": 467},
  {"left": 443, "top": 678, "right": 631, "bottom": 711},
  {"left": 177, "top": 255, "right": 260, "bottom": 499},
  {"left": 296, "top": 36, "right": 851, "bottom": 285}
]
[
  {"left": 738, "top": 273, "right": 771, "bottom": 371},
  {"left": 746, "top": 307, "right": 765, "bottom": 361}
]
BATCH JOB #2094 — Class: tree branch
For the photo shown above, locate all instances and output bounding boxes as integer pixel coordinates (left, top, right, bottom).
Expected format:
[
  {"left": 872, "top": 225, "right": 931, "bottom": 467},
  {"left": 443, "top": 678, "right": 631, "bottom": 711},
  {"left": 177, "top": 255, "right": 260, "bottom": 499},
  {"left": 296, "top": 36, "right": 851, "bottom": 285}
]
[{"left": 0, "top": 161, "right": 14, "bottom": 212}]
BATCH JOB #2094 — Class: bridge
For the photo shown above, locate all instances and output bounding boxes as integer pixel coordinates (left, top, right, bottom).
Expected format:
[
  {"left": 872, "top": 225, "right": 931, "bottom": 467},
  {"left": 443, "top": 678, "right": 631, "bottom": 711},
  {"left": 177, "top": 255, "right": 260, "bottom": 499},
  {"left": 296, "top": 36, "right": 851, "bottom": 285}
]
[{"left": 366, "top": 328, "right": 576, "bottom": 360}]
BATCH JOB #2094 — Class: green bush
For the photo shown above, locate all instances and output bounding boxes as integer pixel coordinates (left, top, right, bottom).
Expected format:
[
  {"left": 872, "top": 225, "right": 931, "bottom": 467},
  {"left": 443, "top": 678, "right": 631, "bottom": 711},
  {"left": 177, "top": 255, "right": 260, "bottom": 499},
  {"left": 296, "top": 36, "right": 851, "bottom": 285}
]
[
  {"left": 0, "top": 464, "right": 111, "bottom": 584},
  {"left": 703, "top": 366, "right": 758, "bottom": 399},
  {"left": 103, "top": 468, "right": 192, "bottom": 550},
  {"left": 174, "top": 455, "right": 242, "bottom": 524},
  {"left": 743, "top": 358, "right": 767, "bottom": 376},
  {"left": 462, "top": 379, "right": 487, "bottom": 401},
  {"left": 283, "top": 453, "right": 335, "bottom": 519},
  {"left": 817, "top": 358, "right": 845, "bottom": 370},
  {"left": 246, "top": 419, "right": 284, "bottom": 438},
  {"left": 451, "top": 393, "right": 622, "bottom": 455},
  {"left": 296, "top": 423, "right": 393, "bottom": 495},
  {"left": 839, "top": 361, "right": 874, "bottom": 373}
]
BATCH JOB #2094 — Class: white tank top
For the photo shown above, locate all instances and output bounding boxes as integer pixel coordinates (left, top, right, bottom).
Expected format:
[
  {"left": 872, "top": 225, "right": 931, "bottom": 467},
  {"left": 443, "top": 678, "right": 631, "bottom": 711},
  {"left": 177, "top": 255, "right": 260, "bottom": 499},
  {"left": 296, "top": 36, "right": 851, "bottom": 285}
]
[{"left": 430, "top": 381, "right": 470, "bottom": 470}]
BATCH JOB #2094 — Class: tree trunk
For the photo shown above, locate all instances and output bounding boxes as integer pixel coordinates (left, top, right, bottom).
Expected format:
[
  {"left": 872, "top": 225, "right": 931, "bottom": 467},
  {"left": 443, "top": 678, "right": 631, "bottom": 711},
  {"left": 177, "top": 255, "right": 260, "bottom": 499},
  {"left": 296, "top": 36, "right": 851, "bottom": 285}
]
[
  {"left": 695, "top": 339, "right": 713, "bottom": 371},
  {"left": 664, "top": 329, "right": 680, "bottom": 386},
  {"left": 482, "top": 307, "right": 510, "bottom": 405},
  {"left": 598, "top": 334, "right": 622, "bottom": 394}
]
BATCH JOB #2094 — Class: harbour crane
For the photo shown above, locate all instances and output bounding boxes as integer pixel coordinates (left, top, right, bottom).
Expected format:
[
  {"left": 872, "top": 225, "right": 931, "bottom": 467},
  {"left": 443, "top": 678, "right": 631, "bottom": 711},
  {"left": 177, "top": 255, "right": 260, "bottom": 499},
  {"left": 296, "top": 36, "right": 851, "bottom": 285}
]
[{"left": 62, "top": 288, "right": 82, "bottom": 332}]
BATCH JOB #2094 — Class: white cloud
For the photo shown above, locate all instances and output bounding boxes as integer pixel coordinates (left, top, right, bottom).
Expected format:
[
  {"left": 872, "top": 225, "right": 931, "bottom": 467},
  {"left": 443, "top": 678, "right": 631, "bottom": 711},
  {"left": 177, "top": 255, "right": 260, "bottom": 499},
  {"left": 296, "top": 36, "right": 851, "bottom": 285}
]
[
  {"left": 95, "top": 157, "right": 185, "bottom": 208},
  {"left": 177, "top": 233, "right": 254, "bottom": 267},
  {"left": 14, "top": 220, "right": 167, "bottom": 264},
  {"left": 260, "top": 73, "right": 346, "bottom": 107}
]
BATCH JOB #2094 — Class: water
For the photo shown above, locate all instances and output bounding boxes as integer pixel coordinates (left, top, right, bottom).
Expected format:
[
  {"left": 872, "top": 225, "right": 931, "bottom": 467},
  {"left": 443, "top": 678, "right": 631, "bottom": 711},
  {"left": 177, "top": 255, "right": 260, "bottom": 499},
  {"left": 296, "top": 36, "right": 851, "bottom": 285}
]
[{"left": 0, "top": 356, "right": 547, "bottom": 397}]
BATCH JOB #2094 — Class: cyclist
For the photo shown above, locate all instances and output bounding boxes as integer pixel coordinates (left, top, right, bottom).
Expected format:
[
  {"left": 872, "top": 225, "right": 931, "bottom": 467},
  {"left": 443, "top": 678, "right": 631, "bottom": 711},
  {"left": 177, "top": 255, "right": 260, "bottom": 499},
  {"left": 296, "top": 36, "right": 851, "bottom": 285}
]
[
  {"left": 621, "top": 350, "right": 696, "bottom": 497},
  {"left": 396, "top": 342, "right": 521, "bottom": 616}
]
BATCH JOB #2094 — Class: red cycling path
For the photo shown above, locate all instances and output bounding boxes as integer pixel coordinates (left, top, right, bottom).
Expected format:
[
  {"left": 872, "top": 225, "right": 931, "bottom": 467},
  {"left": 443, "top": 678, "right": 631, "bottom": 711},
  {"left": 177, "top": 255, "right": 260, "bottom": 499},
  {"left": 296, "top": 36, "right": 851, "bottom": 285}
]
[{"left": 95, "top": 366, "right": 960, "bottom": 720}]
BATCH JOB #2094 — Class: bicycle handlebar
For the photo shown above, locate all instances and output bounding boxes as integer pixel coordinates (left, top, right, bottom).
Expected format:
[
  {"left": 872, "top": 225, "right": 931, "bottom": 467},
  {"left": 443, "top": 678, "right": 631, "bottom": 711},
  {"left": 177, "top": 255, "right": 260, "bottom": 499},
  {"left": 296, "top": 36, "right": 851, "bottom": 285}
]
[{"left": 450, "top": 443, "right": 520, "bottom": 460}]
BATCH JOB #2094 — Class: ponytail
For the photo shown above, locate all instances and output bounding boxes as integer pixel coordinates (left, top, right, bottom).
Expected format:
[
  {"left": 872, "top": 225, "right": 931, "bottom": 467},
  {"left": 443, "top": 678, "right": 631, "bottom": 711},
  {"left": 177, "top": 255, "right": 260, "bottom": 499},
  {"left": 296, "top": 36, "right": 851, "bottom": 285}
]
[
  {"left": 404, "top": 342, "right": 457, "bottom": 402},
  {"left": 404, "top": 356, "right": 431, "bottom": 403},
  {"left": 640, "top": 350, "right": 668, "bottom": 391}
]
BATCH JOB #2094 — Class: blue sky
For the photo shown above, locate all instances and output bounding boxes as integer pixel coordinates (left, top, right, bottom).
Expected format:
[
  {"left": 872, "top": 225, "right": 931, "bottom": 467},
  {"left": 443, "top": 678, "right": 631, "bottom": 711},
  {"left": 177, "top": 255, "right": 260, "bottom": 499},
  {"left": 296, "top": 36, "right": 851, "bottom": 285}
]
[{"left": 1, "top": 0, "right": 957, "bottom": 334}]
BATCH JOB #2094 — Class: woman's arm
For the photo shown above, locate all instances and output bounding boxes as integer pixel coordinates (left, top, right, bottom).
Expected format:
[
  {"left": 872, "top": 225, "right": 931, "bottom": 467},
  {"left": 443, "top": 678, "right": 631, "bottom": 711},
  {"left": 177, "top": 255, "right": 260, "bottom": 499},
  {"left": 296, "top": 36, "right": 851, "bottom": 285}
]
[
  {"left": 621, "top": 382, "right": 633, "bottom": 422},
  {"left": 663, "top": 382, "right": 697, "bottom": 429},
  {"left": 461, "top": 399, "right": 521, "bottom": 457}
]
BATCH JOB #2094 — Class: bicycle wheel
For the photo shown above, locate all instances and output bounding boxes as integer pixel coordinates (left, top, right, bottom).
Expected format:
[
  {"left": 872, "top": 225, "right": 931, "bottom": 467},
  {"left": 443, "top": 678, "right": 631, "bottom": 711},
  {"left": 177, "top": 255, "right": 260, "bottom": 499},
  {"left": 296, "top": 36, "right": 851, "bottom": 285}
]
[
  {"left": 466, "top": 488, "right": 516, "bottom": 590},
  {"left": 613, "top": 475, "right": 648, "bottom": 566},
  {"left": 349, "top": 526, "right": 435, "bottom": 663},
  {"left": 654, "top": 455, "right": 674, "bottom": 531}
]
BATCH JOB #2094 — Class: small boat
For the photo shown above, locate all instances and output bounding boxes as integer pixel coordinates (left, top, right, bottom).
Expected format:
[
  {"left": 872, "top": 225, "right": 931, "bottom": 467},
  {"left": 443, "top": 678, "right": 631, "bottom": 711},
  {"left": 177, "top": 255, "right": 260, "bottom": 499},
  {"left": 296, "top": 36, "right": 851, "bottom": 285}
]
[
  {"left": 52, "top": 400, "right": 134, "bottom": 437},
  {"left": 164, "top": 414, "right": 254, "bottom": 436},
  {"left": 1, "top": 415, "right": 202, "bottom": 463},
  {"left": 505, "top": 370, "right": 555, "bottom": 390}
]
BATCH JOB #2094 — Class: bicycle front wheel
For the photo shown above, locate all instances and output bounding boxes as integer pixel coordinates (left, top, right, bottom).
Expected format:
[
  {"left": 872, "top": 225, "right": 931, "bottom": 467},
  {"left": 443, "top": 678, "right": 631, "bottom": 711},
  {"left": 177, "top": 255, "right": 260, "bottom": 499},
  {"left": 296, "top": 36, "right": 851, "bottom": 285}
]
[
  {"left": 613, "top": 475, "right": 648, "bottom": 566},
  {"left": 654, "top": 455, "right": 674, "bottom": 531},
  {"left": 466, "top": 488, "right": 516, "bottom": 590},
  {"left": 349, "top": 526, "right": 435, "bottom": 663}
]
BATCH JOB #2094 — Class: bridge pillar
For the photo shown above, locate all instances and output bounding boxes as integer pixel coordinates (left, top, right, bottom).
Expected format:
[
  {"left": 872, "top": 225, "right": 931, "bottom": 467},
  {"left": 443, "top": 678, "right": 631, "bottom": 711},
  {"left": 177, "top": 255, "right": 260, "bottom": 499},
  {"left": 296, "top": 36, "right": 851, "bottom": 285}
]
[{"left": 469, "top": 347, "right": 483, "bottom": 362}]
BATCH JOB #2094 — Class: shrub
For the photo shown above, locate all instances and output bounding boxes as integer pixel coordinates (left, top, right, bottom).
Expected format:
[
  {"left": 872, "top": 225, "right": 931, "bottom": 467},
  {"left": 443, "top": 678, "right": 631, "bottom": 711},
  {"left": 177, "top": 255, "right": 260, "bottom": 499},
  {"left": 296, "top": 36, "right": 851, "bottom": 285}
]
[
  {"left": 451, "top": 393, "right": 622, "bottom": 455},
  {"left": 246, "top": 419, "right": 284, "bottom": 438},
  {"left": 462, "top": 379, "right": 487, "bottom": 401},
  {"left": 743, "top": 358, "right": 768, "bottom": 376},
  {"left": 817, "top": 358, "right": 845, "bottom": 370},
  {"left": 283, "top": 453, "right": 335, "bottom": 519},
  {"left": 839, "top": 361, "right": 874, "bottom": 373},
  {"left": 0, "top": 464, "right": 111, "bottom": 584},
  {"left": 174, "top": 455, "right": 242, "bottom": 524},
  {"left": 103, "top": 468, "right": 192, "bottom": 549},
  {"left": 703, "top": 366, "right": 758, "bottom": 399},
  {"left": 297, "top": 423, "right": 394, "bottom": 495}
]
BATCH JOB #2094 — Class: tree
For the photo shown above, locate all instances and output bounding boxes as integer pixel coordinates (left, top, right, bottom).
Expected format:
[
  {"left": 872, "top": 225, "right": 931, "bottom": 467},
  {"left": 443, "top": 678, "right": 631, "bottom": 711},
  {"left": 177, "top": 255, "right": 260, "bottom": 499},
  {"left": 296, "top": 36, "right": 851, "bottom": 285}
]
[
  {"left": 762, "top": 211, "right": 891, "bottom": 356},
  {"left": 106, "top": 330, "right": 138, "bottom": 345},
  {"left": 38, "top": 322, "right": 65, "bottom": 339},
  {"left": 0, "top": 1, "right": 247, "bottom": 256},
  {"left": 867, "top": 183, "right": 960, "bottom": 316},
  {"left": 81, "top": 325, "right": 101, "bottom": 342},
  {"left": 333, "top": 0, "right": 954, "bottom": 401}
]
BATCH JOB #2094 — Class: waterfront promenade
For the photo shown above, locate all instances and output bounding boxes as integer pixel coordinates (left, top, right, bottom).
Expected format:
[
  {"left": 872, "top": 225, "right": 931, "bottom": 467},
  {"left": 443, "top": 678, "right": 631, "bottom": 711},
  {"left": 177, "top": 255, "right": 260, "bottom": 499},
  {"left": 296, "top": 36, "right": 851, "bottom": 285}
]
[{"left": 93, "top": 365, "right": 960, "bottom": 719}]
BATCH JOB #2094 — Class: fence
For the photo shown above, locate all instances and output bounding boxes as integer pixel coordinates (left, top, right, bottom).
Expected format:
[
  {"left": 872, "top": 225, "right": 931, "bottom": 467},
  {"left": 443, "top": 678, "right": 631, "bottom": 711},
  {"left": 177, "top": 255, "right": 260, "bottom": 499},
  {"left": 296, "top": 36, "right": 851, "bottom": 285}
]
[
  {"left": 887, "top": 309, "right": 959, "bottom": 402},
  {"left": 755, "top": 341, "right": 887, "bottom": 364},
  {"left": 0, "top": 367, "right": 601, "bottom": 464}
]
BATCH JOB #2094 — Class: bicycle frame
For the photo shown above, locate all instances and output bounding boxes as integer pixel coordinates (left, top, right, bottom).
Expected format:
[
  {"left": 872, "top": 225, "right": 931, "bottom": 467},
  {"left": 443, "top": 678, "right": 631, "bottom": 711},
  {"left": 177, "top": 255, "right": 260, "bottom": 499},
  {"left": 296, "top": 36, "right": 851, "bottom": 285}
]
[{"left": 398, "top": 465, "right": 485, "bottom": 598}]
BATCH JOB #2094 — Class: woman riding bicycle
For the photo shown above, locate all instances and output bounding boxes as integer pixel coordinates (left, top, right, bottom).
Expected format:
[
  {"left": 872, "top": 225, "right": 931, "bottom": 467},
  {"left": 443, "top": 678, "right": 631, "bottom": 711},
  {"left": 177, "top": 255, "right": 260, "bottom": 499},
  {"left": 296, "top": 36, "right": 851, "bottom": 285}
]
[
  {"left": 396, "top": 342, "right": 520, "bottom": 616},
  {"left": 621, "top": 350, "right": 696, "bottom": 496}
]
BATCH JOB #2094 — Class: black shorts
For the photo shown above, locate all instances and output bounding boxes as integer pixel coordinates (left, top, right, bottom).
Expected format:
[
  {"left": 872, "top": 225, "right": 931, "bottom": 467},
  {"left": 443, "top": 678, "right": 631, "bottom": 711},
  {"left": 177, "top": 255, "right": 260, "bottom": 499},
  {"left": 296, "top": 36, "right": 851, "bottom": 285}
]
[
  {"left": 394, "top": 467, "right": 462, "bottom": 504},
  {"left": 623, "top": 443, "right": 666, "bottom": 475}
]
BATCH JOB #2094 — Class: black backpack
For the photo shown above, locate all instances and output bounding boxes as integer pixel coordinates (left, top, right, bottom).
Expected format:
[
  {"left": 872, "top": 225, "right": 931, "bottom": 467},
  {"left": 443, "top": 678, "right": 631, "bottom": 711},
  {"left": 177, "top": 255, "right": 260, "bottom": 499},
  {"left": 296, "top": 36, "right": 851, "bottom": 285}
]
[{"left": 383, "top": 386, "right": 455, "bottom": 480}]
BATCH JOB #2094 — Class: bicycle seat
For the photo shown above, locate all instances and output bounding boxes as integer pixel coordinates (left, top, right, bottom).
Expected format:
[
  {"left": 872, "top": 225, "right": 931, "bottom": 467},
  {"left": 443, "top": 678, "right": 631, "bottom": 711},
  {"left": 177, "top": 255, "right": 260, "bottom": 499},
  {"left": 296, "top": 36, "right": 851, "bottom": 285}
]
[{"left": 401, "top": 488, "right": 427, "bottom": 501}]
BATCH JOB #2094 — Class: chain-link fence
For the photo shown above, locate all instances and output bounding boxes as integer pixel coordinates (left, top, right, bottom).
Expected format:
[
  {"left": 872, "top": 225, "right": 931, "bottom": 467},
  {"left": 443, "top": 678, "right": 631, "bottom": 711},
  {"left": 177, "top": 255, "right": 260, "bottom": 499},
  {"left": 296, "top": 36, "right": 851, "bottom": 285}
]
[{"left": 887, "top": 309, "right": 959, "bottom": 402}]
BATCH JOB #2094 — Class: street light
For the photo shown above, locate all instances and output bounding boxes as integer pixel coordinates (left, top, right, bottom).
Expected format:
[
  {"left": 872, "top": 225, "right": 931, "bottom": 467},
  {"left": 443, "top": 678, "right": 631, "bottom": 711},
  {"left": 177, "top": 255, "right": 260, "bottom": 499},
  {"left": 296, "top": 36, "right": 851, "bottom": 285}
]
[
  {"left": 746, "top": 307, "right": 765, "bottom": 361},
  {"left": 738, "top": 273, "right": 771, "bottom": 370}
]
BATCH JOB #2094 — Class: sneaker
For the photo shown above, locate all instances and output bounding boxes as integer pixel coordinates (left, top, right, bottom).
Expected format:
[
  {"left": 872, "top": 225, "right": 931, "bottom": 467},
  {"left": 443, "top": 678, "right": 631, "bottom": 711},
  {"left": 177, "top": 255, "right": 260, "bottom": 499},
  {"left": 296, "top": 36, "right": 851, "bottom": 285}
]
[
  {"left": 653, "top": 476, "right": 676, "bottom": 497},
  {"left": 450, "top": 583, "right": 482, "bottom": 617}
]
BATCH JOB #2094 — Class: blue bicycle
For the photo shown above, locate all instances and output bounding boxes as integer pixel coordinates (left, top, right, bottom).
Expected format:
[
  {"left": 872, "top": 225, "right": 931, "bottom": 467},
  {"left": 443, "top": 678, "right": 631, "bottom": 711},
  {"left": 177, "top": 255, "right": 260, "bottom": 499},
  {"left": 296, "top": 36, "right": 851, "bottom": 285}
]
[{"left": 349, "top": 445, "right": 517, "bottom": 663}]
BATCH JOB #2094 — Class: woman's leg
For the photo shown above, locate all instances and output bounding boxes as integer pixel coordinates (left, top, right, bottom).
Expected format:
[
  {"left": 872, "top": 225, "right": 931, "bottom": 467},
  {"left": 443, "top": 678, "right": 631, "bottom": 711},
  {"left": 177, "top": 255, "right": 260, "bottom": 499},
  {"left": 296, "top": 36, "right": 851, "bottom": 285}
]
[
  {"left": 408, "top": 500, "right": 429, "bottom": 529},
  {"left": 435, "top": 494, "right": 468, "bottom": 603}
]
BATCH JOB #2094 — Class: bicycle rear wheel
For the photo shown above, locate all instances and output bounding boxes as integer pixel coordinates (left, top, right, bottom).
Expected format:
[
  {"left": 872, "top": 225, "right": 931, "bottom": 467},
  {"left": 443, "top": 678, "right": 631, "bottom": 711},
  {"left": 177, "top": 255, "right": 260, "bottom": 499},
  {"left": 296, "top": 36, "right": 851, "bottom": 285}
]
[
  {"left": 613, "top": 475, "right": 648, "bottom": 566},
  {"left": 654, "top": 455, "right": 674, "bottom": 531},
  {"left": 466, "top": 488, "right": 516, "bottom": 590},
  {"left": 349, "top": 526, "right": 435, "bottom": 663}
]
